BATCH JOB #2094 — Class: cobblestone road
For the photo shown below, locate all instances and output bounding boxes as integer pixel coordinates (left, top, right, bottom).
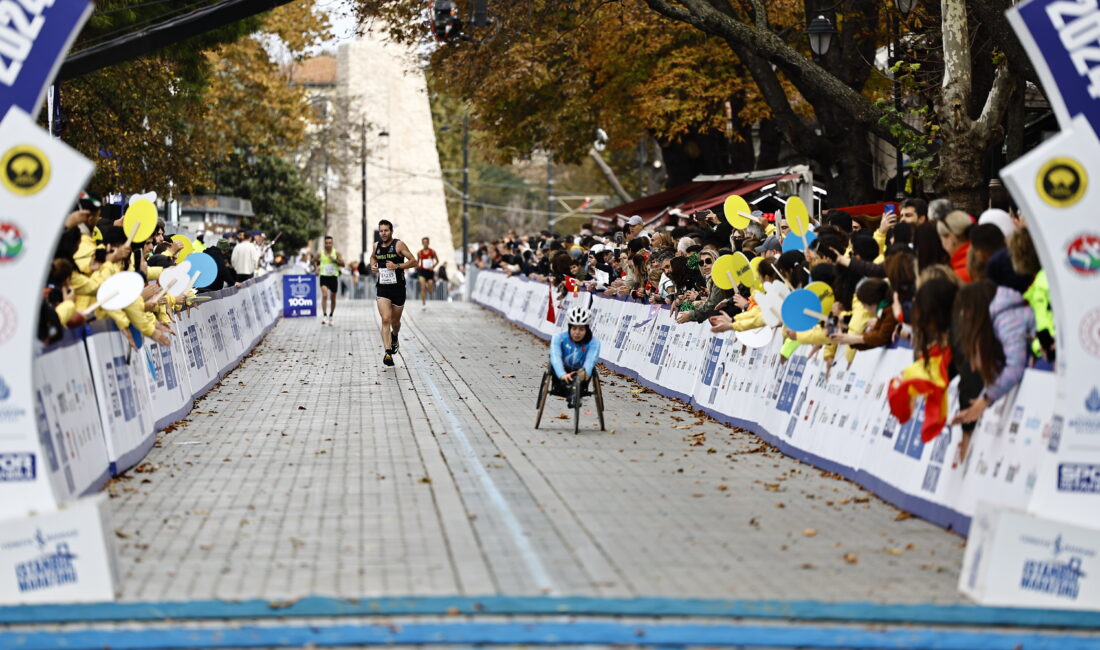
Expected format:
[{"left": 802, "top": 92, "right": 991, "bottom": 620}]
[{"left": 107, "top": 301, "right": 966, "bottom": 604}]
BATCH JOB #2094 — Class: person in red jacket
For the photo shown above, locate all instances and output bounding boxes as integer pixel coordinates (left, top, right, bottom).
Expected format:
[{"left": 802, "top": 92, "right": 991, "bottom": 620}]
[{"left": 937, "top": 210, "right": 974, "bottom": 283}]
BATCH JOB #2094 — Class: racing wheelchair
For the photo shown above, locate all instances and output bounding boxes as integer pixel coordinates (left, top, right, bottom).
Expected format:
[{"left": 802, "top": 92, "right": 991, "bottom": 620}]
[{"left": 534, "top": 364, "right": 605, "bottom": 434}]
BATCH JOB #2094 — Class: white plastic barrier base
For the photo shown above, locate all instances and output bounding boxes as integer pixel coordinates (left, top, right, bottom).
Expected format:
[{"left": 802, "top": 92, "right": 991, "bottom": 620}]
[
  {"left": 961, "top": 502, "right": 1100, "bottom": 610},
  {"left": 0, "top": 494, "right": 119, "bottom": 604}
]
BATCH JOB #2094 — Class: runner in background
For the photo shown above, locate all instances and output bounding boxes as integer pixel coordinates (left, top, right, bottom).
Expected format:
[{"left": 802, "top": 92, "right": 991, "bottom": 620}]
[
  {"left": 417, "top": 236, "right": 439, "bottom": 308},
  {"left": 317, "top": 235, "right": 343, "bottom": 326},
  {"left": 370, "top": 220, "right": 417, "bottom": 367}
]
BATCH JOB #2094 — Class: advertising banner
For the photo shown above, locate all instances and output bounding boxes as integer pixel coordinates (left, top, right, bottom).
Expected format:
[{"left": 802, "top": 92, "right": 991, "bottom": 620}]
[
  {"left": 282, "top": 274, "right": 317, "bottom": 318},
  {"left": 1001, "top": 115, "right": 1100, "bottom": 528},
  {"left": 0, "top": 493, "right": 119, "bottom": 604},
  {"left": 961, "top": 501, "right": 1100, "bottom": 610},
  {"left": 32, "top": 332, "right": 110, "bottom": 502},
  {"left": 0, "top": 107, "right": 93, "bottom": 520},
  {"left": 0, "top": 0, "right": 93, "bottom": 119},
  {"left": 84, "top": 322, "right": 155, "bottom": 473},
  {"left": 471, "top": 272, "right": 1061, "bottom": 539},
  {"left": 1007, "top": 0, "right": 1100, "bottom": 135}
]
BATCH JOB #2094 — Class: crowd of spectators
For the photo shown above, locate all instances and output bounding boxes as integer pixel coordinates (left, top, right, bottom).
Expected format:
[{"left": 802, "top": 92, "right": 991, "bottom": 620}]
[
  {"left": 470, "top": 181, "right": 1052, "bottom": 464},
  {"left": 42, "top": 195, "right": 280, "bottom": 351}
]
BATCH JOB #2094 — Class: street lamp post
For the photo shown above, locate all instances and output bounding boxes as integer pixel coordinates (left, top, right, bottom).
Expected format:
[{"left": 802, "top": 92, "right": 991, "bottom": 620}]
[
  {"left": 806, "top": 14, "right": 836, "bottom": 58},
  {"left": 462, "top": 113, "right": 470, "bottom": 269},
  {"left": 360, "top": 119, "right": 367, "bottom": 265}
]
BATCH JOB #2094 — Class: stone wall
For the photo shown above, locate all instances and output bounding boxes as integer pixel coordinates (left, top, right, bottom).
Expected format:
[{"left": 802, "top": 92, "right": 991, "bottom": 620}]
[{"left": 332, "top": 32, "right": 456, "bottom": 271}]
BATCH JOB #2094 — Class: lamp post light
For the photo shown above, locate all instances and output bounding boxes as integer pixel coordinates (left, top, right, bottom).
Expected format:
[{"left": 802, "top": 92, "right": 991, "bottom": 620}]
[
  {"left": 360, "top": 121, "right": 389, "bottom": 265},
  {"left": 806, "top": 14, "right": 836, "bottom": 58}
]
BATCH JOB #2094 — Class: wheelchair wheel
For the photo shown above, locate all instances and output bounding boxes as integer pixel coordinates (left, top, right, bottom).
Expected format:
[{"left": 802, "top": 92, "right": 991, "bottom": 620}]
[
  {"left": 572, "top": 374, "right": 583, "bottom": 434},
  {"left": 593, "top": 370, "right": 606, "bottom": 431},
  {"left": 534, "top": 371, "right": 551, "bottom": 429}
]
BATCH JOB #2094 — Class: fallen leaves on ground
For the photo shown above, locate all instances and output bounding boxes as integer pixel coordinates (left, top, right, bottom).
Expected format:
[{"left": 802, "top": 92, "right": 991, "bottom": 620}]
[
  {"left": 843, "top": 553, "right": 859, "bottom": 564},
  {"left": 803, "top": 529, "right": 817, "bottom": 537}
]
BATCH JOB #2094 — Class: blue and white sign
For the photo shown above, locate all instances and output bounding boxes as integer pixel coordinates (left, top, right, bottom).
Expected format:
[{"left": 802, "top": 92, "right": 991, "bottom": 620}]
[
  {"left": 1008, "top": 0, "right": 1100, "bottom": 134},
  {"left": 282, "top": 274, "right": 317, "bottom": 318},
  {"left": 0, "top": 0, "right": 93, "bottom": 120}
]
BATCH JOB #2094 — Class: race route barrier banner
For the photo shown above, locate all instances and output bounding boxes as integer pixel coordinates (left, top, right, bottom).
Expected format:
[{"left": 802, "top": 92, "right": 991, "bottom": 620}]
[
  {"left": 0, "top": 274, "right": 282, "bottom": 604},
  {"left": 0, "top": 494, "right": 118, "bottom": 604},
  {"left": 283, "top": 274, "right": 317, "bottom": 318},
  {"left": 0, "top": 107, "right": 94, "bottom": 521},
  {"left": 0, "top": 0, "right": 92, "bottom": 119},
  {"left": 1007, "top": 0, "right": 1100, "bottom": 136},
  {"left": 470, "top": 272, "right": 1100, "bottom": 611}
]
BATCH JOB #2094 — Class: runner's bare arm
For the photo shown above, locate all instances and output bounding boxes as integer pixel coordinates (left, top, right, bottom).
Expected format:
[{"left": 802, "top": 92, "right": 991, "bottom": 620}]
[{"left": 397, "top": 242, "right": 418, "bottom": 270}]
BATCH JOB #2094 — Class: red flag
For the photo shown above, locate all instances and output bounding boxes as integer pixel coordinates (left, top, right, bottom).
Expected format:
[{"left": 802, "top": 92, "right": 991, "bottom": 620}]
[
  {"left": 564, "top": 276, "right": 579, "bottom": 297},
  {"left": 887, "top": 344, "right": 953, "bottom": 443},
  {"left": 545, "top": 282, "right": 556, "bottom": 323}
]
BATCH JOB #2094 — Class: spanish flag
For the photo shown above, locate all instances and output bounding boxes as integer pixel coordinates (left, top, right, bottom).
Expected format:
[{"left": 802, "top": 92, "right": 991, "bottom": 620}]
[{"left": 887, "top": 344, "right": 952, "bottom": 443}]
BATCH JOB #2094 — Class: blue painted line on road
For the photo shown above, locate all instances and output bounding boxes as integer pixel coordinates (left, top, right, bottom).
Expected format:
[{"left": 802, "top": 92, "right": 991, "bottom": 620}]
[
  {"left": 4, "top": 595, "right": 1100, "bottom": 628},
  {"left": 417, "top": 342, "right": 556, "bottom": 593},
  {"left": 3, "top": 620, "right": 1099, "bottom": 649}
]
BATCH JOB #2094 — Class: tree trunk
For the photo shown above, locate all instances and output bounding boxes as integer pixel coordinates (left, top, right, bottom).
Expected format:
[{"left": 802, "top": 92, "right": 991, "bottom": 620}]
[
  {"left": 936, "top": 129, "right": 986, "bottom": 214},
  {"left": 756, "top": 119, "right": 780, "bottom": 169}
]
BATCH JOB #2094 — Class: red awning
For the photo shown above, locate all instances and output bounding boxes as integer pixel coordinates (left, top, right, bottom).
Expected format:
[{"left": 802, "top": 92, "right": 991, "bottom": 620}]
[
  {"left": 834, "top": 202, "right": 891, "bottom": 217},
  {"left": 593, "top": 174, "right": 799, "bottom": 231}
]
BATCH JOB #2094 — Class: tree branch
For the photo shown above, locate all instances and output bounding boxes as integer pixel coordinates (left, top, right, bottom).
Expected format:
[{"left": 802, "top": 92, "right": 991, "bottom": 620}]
[
  {"left": 940, "top": 0, "right": 971, "bottom": 124},
  {"left": 729, "top": 40, "right": 831, "bottom": 158},
  {"left": 643, "top": 0, "right": 907, "bottom": 144},
  {"left": 973, "top": 64, "right": 1016, "bottom": 145}
]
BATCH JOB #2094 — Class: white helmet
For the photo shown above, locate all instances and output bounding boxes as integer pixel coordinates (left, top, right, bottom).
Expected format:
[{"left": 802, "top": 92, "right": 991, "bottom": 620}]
[{"left": 567, "top": 305, "right": 592, "bottom": 327}]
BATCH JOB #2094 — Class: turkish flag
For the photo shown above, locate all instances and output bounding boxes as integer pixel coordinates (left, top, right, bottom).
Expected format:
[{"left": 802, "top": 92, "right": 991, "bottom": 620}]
[{"left": 545, "top": 282, "right": 556, "bottom": 323}]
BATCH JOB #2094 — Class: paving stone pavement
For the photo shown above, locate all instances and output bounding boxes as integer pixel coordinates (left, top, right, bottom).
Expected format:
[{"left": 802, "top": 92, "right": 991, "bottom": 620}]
[{"left": 106, "top": 301, "right": 967, "bottom": 604}]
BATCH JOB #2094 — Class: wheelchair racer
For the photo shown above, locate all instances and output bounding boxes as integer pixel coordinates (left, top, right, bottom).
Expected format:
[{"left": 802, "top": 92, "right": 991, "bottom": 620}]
[{"left": 550, "top": 306, "right": 602, "bottom": 407}]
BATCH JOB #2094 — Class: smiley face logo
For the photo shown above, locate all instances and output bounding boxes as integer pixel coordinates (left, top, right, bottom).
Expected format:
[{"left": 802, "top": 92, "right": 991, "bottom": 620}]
[
  {"left": 1037, "top": 157, "right": 1087, "bottom": 208},
  {"left": 1, "top": 145, "right": 50, "bottom": 195}
]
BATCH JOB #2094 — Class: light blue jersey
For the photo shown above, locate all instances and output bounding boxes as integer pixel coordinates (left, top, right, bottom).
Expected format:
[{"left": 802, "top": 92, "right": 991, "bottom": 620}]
[{"left": 549, "top": 331, "right": 600, "bottom": 379}]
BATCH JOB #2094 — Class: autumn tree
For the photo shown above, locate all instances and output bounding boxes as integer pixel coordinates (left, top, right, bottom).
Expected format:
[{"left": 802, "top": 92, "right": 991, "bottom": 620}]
[
  {"left": 354, "top": 1, "right": 790, "bottom": 195},
  {"left": 60, "top": 0, "right": 331, "bottom": 196}
]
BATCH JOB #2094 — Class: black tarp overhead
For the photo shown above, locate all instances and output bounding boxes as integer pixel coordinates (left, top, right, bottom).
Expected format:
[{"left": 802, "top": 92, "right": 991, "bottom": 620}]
[{"left": 58, "top": 0, "right": 297, "bottom": 81}]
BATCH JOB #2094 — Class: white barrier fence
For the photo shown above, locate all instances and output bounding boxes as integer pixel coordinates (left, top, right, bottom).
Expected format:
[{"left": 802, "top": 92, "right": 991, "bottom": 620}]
[
  {"left": 472, "top": 272, "right": 1057, "bottom": 537},
  {"left": 0, "top": 273, "right": 281, "bottom": 604},
  {"left": 34, "top": 272, "right": 282, "bottom": 499}
]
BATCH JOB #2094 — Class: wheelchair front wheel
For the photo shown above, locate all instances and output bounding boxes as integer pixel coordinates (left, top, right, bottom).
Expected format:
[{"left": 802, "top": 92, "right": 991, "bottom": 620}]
[
  {"left": 535, "top": 371, "right": 552, "bottom": 429},
  {"left": 593, "top": 370, "right": 606, "bottom": 431}
]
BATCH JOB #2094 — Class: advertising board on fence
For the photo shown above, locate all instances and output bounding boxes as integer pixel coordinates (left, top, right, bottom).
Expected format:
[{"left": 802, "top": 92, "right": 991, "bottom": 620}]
[
  {"left": 473, "top": 273, "right": 1058, "bottom": 536},
  {"left": 283, "top": 274, "right": 317, "bottom": 318}
]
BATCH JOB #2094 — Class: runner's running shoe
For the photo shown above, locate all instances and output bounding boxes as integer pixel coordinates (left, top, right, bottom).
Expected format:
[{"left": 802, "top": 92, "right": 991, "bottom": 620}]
[{"left": 383, "top": 352, "right": 394, "bottom": 367}]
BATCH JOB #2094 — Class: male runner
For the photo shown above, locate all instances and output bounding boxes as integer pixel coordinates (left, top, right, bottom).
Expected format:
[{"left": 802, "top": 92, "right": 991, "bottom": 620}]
[
  {"left": 317, "top": 235, "right": 343, "bottom": 325},
  {"left": 370, "top": 220, "right": 417, "bottom": 367},
  {"left": 417, "top": 237, "right": 439, "bottom": 308}
]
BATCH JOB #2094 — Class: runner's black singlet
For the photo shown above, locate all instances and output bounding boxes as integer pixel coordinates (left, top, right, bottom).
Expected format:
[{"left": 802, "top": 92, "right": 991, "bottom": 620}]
[{"left": 374, "top": 239, "right": 406, "bottom": 287}]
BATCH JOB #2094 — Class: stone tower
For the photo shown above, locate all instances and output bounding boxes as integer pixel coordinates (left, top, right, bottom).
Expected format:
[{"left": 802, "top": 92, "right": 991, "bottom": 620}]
[{"left": 333, "top": 32, "right": 455, "bottom": 268}]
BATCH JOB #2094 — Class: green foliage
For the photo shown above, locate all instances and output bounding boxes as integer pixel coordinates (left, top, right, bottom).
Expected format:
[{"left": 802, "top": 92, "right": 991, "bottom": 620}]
[{"left": 213, "top": 154, "right": 323, "bottom": 253}]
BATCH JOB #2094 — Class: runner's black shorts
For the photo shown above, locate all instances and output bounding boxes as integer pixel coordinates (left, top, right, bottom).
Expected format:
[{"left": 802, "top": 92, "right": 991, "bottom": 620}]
[
  {"left": 418, "top": 268, "right": 435, "bottom": 281},
  {"left": 376, "top": 283, "right": 407, "bottom": 307},
  {"left": 320, "top": 275, "right": 338, "bottom": 293}
]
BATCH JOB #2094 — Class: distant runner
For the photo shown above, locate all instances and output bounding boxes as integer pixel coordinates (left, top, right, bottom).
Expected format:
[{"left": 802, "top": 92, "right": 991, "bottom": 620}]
[
  {"left": 317, "top": 235, "right": 343, "bottom": 326},
  {"left": 417, "top": 237, "right": 439, "bottom": 308},
  {"left": 370, "top": 220, "right": 417, "bottom": 367}
]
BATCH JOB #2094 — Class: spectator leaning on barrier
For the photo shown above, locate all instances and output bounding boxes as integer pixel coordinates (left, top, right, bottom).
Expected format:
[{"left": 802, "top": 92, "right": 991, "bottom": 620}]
[
  {"left": 950, "top": 279, "right": 1035, "bottom": 462},
  {"left": 231, "top": 230, "right": 260, "bottom": 283}
]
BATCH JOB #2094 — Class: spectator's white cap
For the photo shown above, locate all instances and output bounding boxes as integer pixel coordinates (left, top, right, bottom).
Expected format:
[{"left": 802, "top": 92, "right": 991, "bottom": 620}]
[
  {"left": 627, "top": 215, "right": 644, "bottom": 226},
  {"left": 978, "top": 208, "right": 1015, "bottom": 239},
  {"left": 591, "top": 244, "right": 606, "bottom": 255}
]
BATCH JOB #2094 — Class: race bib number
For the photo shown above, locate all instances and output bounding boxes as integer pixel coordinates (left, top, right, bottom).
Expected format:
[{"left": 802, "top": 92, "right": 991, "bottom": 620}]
[
  {"left": 379, "top": 268, "right": 398, "bottom": 285},
  {"left": 422, "top": 258, "right": 435, "bottom": 269},
  {"left": 321, "top": 263, "right": 337, "bottom": 276}
]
